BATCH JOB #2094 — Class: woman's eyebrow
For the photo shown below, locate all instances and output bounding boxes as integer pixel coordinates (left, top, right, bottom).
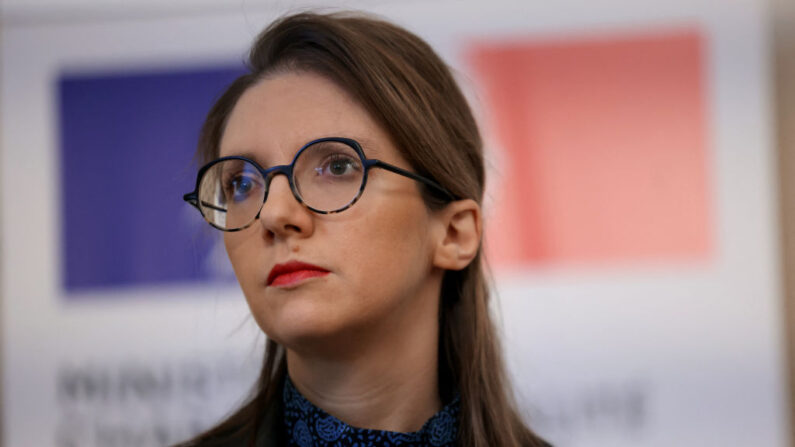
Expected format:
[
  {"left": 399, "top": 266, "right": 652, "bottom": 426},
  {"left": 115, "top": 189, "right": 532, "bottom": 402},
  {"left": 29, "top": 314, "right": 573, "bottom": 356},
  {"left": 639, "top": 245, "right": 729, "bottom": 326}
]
[
  {"left": 224, "top": 136, "right": 383, "bottom": 163},
  {"left": 222, "top": 150, "right": 272, "bottom": 168}
]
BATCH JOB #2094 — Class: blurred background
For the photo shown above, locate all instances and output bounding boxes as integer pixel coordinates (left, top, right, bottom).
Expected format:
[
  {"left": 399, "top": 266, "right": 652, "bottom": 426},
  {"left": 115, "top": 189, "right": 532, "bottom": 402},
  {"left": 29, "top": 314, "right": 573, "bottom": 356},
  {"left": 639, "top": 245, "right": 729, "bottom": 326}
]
[{"left": 1, "top": 0, "right": 793, "bottom": 445}]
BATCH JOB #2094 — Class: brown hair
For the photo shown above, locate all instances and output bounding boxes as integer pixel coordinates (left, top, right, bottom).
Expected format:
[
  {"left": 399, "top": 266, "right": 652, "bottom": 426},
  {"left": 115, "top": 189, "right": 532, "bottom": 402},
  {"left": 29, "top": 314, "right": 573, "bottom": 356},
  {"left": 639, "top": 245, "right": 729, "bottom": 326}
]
[{"left": 181, "top": 11, "right": 548, "bottom": 447}]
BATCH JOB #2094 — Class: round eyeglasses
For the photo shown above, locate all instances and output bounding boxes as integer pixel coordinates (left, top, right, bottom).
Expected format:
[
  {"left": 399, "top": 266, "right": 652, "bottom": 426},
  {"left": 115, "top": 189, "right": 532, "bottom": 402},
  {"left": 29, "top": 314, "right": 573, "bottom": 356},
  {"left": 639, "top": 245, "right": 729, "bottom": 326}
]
[{"left": 183, "top": 137, "right": 455, "bottom": 231}]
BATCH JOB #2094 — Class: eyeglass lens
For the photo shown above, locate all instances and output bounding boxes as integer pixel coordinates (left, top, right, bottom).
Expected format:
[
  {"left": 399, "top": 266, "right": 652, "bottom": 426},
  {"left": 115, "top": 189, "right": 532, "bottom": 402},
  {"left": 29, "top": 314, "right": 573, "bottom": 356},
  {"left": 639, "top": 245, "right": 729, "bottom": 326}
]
[{"left": 197, "top": 140, "right": 365, "bottom": 230}]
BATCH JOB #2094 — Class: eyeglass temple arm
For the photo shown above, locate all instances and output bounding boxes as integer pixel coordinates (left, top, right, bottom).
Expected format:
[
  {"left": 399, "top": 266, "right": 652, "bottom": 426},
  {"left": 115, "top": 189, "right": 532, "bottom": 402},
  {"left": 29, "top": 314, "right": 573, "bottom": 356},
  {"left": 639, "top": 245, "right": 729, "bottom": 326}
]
[
  {"left": 368, "top": 160, "right": 456, "bottom": 201},
  {"left": 182, "top": 192, "right": 228, "bottom": 213},
  {"left": 183, "top": 192, "right": 198, "bottom": 207}
]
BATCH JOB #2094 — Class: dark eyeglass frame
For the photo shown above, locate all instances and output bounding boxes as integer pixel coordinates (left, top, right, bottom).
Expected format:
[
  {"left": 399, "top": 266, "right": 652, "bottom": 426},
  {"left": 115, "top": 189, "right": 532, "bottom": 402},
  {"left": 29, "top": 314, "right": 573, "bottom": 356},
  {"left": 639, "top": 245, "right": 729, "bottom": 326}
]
[{"left": 183, "top": 137, "right": 456, "bottom": 232}]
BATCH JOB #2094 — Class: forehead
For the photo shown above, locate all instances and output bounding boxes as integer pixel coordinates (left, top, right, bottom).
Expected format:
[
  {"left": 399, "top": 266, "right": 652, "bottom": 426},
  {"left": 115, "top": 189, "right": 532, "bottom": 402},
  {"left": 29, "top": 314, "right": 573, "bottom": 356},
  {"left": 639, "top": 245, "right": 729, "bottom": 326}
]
[{"left": 219, "top": 71, "right": 392, "bottom": 163}]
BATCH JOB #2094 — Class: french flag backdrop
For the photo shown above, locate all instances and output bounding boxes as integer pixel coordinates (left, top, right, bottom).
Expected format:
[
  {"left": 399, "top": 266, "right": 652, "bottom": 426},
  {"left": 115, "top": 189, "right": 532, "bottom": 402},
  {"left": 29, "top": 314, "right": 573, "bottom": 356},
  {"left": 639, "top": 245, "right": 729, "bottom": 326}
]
[
  {"left": 469, "top": 28, "right": 712, "bottom": 267},
  {"left": 1, "top": 1, "right": 787, "bottom": 446},
  {"left": 59, "top": 67, "right": 243, "bottom": 292}
]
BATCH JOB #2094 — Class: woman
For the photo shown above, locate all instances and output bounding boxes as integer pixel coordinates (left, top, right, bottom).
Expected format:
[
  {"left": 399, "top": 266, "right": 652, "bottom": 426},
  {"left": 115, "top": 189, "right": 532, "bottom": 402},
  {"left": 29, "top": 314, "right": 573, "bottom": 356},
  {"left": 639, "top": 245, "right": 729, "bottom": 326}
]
[{"left": 179, "top": 11, "right": 550, "bottom": 447}]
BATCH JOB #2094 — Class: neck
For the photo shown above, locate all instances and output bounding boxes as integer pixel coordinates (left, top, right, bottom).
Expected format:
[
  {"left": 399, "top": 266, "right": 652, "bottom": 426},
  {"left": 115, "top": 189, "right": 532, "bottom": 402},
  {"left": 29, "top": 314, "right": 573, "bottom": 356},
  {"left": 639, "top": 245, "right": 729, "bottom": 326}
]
[{"left": 285, "top": 284, "right": 442, "bottom": 432}]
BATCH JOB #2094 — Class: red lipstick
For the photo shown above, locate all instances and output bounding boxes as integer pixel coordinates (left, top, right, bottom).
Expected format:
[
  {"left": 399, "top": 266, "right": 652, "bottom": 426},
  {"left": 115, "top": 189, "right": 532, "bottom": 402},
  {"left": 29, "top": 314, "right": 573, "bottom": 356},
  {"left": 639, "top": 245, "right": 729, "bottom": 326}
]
[{"left": 267, "top": 260, "right": 329, "bottom": 287}]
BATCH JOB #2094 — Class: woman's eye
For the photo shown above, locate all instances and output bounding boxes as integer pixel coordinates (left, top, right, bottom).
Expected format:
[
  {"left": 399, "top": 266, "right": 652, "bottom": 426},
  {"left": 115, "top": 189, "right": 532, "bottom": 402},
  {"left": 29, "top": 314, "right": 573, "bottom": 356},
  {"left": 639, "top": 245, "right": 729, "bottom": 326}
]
[
  {"left": 329, "top": 159, "right": 353, "bottom": 175},
  {"left": 316, "top": 154, "right": 360, "bottom": 177},
  {"left": 225, "top": 175, "right": 256, "bottom": 202}
]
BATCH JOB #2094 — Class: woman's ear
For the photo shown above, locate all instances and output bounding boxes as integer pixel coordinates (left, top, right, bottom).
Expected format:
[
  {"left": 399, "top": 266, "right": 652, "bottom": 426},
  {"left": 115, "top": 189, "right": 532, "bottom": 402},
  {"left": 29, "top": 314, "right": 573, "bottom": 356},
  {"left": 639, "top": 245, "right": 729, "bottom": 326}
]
[{"left": 432, "top": 199, "right": 482, "bottom": 271}]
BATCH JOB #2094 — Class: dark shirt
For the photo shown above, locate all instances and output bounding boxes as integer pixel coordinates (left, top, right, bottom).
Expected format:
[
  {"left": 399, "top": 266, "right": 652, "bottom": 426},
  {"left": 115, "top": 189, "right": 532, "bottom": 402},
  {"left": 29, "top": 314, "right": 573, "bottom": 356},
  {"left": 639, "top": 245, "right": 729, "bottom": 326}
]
[{"left": 283, "top": 377, "right": 460, "bottom": 447}]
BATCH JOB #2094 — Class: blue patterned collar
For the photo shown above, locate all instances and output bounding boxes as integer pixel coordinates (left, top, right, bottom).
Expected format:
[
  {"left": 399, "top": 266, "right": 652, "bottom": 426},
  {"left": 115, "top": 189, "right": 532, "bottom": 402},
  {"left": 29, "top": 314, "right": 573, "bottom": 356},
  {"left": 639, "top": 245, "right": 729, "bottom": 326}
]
[{"left": 283, "top": 377, "right": 460, "bottom": 446}]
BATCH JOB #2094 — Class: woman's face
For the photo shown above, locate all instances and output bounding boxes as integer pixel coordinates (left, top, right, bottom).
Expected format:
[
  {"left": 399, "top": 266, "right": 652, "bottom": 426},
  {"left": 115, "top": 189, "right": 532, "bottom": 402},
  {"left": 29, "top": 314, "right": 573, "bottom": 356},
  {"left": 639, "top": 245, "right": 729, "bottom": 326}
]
[{"left": 219, "top": 71, "right": 445, "bottom": 351}]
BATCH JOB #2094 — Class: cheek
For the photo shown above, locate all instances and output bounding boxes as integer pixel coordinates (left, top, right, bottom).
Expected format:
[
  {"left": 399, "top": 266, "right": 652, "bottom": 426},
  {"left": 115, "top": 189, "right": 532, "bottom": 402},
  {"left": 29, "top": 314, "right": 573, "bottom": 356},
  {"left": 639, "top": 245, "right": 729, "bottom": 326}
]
[
  {"left": 332, "top": 198, "right": 435, "bottom": 307},
  {"left": 223, "top": 231, "right": 258, "bottom": 279},
  {"left": 223, "top": 231, "right": 270, "bottom": 314}
]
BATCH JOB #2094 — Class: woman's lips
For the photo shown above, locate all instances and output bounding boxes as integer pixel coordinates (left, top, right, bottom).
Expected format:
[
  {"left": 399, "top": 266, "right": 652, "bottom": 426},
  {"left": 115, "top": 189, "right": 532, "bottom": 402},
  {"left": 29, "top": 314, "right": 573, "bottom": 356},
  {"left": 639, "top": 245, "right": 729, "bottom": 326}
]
[{"left": 267, "top": 261, "right": 329, "bottom": 287}]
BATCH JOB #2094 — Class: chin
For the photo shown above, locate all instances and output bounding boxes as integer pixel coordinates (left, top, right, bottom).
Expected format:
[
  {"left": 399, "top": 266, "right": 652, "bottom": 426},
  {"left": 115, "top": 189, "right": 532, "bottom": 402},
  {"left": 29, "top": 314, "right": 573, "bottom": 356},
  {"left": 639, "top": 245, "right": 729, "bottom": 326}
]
[{"left": 255, "top": 300, "right": 351, "bottom": 351}]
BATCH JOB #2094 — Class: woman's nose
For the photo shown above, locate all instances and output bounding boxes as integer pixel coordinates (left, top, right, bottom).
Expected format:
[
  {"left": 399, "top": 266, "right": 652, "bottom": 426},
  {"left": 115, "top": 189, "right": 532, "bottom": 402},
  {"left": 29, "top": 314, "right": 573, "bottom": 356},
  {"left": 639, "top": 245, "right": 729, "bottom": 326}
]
[{"left": 258, "top": 173, "right": 314, "bottom": 240}]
